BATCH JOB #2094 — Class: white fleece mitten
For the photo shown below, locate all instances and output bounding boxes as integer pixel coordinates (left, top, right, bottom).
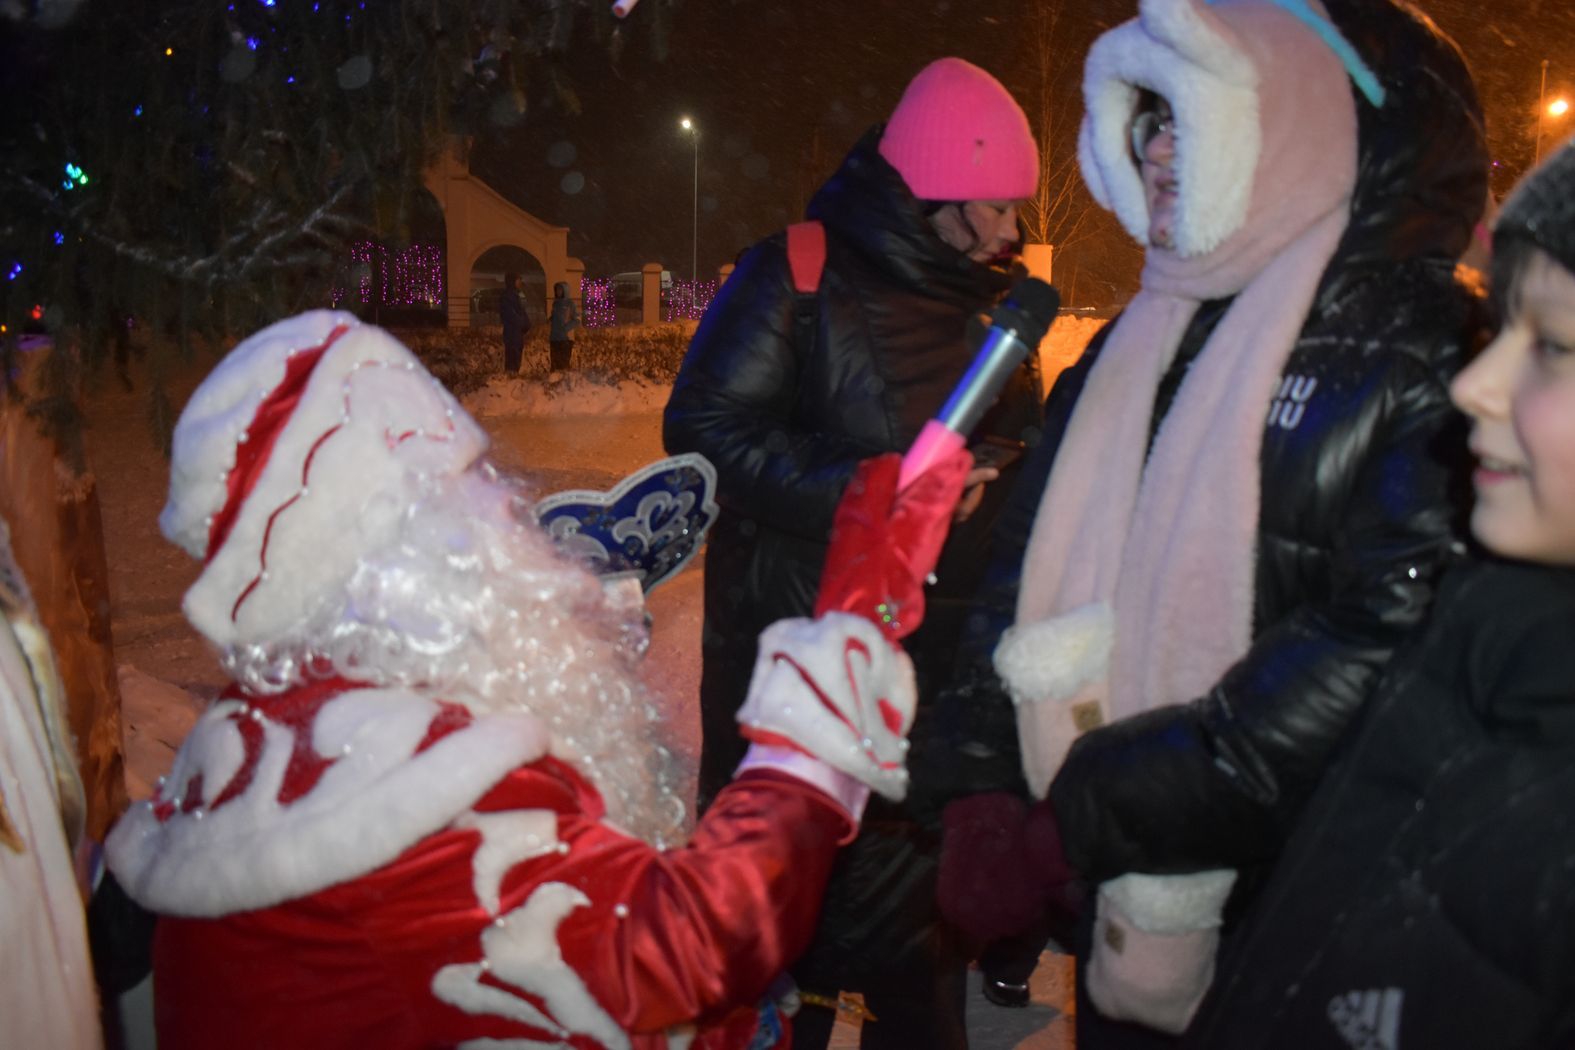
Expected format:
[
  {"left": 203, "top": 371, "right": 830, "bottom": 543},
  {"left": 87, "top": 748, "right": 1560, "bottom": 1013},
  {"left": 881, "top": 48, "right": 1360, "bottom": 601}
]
[{"left": 734, "top": 612, "right": 917, "bottom": 802}]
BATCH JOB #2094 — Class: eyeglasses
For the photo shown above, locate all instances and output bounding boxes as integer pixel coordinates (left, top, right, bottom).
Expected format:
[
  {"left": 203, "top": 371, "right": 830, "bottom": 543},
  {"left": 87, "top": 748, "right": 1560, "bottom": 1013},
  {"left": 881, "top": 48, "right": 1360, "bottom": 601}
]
[{"left": 1130, "top": 109, "right": 1174, "bottom": 162}]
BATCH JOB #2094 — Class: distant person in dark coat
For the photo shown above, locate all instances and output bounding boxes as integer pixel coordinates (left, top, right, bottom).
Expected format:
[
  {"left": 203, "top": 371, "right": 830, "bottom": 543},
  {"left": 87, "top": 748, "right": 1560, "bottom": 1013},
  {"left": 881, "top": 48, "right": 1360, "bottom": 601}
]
[
  {"left": 1185, "top": 137, "right": 1575, "bottom": 1050},
  {"left": 549, "top": 281, "right": 579, "bottom": 372},
  {"left": 499, "top": 271, "right": 526, "bottom": 374}
]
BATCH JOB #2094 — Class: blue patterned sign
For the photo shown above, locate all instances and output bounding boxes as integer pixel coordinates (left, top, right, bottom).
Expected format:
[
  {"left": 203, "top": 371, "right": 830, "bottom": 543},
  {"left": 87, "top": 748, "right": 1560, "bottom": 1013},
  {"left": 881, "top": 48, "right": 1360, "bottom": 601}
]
[{"left": 533, "top": 453, "right": 718, "bottom": 593}]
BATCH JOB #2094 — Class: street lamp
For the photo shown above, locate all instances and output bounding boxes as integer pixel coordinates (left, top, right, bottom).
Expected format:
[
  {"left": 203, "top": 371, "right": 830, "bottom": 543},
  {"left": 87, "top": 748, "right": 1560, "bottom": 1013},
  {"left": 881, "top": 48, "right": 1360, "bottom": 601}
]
[
  {"left": 1533, "top": 61, "right": 1573, "bottom": 166},
  {"left": 679, "top": 117, "right": 698, "bottom": 285}
]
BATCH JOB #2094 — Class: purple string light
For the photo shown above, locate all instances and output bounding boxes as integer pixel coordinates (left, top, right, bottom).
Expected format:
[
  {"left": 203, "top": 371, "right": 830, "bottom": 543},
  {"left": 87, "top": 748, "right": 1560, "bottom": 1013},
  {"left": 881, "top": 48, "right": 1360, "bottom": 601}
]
[
  {"left": 333, "top": 240, "right": 445, "bottom": 308},
  {"left": 581, "top": 277, "right": 618, "bottom": 328},
  {"left": 664, "top": 278, "right": 717, "bottom": 322}
]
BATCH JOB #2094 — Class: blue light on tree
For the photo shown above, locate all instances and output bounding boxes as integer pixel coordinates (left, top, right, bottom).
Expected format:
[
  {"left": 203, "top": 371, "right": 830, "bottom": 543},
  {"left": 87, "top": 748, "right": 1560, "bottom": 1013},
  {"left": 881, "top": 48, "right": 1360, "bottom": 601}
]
[
  {"left": 53, "top": 232, "right": 64, "bottom": 245},
  {"left": 6, "top": 263, "right": 22, "bottom": 282}
]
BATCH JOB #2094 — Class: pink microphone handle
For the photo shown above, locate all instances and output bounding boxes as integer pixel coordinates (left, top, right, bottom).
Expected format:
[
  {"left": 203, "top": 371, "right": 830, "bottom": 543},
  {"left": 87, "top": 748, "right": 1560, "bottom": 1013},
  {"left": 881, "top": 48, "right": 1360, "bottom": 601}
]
[{"left": 898, "top": 419, "right": 967, "bottom": 491}]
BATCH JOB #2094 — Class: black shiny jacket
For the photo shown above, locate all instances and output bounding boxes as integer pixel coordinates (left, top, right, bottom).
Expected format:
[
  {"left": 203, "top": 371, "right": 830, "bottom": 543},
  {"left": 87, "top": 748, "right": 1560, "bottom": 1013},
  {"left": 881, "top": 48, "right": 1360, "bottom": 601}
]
[
  {"left": 934, "top": 0, "right": 1491, "bottom": 883},
  {"left": 664, "top": 128, "right": 1041, "bottom": 701},
  {"left": 1187, "top": 558, "right": 1575, "bottom": 1047}
]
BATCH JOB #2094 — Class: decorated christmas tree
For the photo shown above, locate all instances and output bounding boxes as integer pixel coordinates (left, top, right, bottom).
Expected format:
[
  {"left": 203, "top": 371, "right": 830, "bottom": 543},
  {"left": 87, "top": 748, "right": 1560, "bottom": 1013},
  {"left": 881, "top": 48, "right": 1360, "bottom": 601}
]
[{"left": 0, "top": 0, "right": 672, "bottom": 442}]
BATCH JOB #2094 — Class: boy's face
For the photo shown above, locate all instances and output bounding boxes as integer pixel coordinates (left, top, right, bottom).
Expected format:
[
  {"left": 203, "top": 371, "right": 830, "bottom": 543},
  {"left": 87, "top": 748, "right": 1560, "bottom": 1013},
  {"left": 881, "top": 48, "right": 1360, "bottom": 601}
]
[{"left": 1451, "top": 249, "right": 1575, "bottom": 565}]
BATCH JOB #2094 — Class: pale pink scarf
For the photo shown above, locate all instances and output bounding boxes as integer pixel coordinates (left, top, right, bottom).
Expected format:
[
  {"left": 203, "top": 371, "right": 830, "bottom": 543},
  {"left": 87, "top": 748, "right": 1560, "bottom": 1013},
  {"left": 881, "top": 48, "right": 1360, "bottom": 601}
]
[{"left": 1003, "top": 2, "right": 1359, "bottom": 798}]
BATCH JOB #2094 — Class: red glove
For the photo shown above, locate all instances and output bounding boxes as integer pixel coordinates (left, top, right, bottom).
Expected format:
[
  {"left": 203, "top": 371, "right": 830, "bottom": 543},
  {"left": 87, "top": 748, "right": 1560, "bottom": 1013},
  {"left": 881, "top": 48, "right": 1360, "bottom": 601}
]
[
  {"left": 937, "top": 792, "right": 1082, "bottom": 944},
  {"left": 815, "top": 449, "right": 973, "bottom": 644}
]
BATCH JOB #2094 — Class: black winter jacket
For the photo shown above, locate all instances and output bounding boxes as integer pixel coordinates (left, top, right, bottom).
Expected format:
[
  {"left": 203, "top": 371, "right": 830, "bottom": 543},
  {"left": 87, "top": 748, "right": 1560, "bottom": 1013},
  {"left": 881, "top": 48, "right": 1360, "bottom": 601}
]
[
  {"left": 936, "top": 0, "right": 1490, "bottom": 884},
  {"left": 1185, "top": 557, "right": 1575, "bottom": 1049},
  {"left": 665, "top": 128, "right": 1041, "bottom": 726}
]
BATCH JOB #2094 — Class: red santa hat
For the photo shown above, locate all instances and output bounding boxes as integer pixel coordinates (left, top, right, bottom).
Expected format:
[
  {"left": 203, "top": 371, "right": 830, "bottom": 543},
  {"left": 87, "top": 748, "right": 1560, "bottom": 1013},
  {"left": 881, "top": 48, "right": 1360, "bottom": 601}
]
[{"left": 161, "top": 311, "right": 490, "bottom": 650}]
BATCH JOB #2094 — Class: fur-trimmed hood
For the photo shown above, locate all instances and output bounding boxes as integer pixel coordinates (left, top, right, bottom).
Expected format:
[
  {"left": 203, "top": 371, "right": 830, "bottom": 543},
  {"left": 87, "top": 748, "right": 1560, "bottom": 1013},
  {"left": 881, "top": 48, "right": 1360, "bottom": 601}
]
[
  {"left": 1078, "top": 0, "right": 1264, "bottom": 257},
  {"left": 1078, "top": 0, "right": 1487, "bottom": 271}
]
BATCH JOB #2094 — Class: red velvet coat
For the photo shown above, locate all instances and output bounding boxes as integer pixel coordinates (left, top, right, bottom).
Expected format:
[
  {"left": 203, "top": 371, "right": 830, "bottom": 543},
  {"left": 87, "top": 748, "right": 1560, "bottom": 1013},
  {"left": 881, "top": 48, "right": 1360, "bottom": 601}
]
[{"left": 105, "top": 680, "right": 853, "bottom": 1049}]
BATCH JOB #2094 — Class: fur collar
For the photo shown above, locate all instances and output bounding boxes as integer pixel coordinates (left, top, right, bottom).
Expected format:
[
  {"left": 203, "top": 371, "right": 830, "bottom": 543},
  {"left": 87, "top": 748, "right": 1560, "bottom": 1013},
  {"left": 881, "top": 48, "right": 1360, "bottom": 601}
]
[{"left": 106, "top": 682, "right": 549, "bottom": 917}]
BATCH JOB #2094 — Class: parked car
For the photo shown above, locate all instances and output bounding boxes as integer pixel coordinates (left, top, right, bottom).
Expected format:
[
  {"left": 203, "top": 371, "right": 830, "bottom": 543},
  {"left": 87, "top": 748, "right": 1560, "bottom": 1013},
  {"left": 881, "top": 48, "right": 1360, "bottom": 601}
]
[{"left": 610, "top": 270, "right": 671, "bottom": 308}]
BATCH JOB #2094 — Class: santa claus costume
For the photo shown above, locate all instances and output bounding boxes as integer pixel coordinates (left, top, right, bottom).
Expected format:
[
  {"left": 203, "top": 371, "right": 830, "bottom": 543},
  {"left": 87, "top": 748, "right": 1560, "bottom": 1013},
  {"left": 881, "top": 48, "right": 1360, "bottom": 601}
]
[{"left": 105, "top": 311, "right": 969, "bottom": 1049}]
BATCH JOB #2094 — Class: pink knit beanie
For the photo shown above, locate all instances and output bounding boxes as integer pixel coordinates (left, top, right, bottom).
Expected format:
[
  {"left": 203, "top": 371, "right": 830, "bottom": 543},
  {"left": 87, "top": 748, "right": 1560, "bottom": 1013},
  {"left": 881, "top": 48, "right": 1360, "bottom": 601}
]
[{"left": 879, "top": 57, "right": 1039, "bottom": 201}]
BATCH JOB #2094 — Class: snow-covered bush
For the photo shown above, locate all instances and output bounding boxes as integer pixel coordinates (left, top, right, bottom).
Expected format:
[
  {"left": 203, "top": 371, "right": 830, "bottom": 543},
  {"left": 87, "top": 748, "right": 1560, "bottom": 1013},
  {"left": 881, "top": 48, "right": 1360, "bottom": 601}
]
[{"left": 400, "top": 322, "right": 698, "bottom": 396}]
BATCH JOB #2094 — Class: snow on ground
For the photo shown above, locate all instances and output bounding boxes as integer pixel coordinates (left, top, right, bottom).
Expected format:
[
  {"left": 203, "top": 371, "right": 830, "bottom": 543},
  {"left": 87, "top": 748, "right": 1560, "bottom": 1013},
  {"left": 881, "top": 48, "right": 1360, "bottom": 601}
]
[{"left": 463, "top": 371, "right": 675, "bottom": 419}]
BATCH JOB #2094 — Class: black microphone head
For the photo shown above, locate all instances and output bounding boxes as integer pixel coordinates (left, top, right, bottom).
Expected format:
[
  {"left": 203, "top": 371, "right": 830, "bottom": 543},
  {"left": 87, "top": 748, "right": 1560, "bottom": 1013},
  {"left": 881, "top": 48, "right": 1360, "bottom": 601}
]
[{"left": 1003, "top": 277, "right": 1061, "bottom": 341}]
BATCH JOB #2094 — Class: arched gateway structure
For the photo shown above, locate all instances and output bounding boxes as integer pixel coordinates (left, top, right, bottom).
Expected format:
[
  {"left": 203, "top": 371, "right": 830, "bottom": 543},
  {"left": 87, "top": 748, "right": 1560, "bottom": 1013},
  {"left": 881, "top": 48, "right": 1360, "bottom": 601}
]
[{"left": 422, "top": 148, "right": 581, "bottom": 328}]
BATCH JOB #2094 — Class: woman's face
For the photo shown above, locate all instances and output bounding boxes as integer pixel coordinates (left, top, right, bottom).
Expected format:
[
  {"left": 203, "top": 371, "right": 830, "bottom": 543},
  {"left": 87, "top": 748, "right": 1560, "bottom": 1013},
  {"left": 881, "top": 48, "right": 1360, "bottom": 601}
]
[
  {"left": 931, "top": 199, "right": 1022, "bottom": 263},
  {"left": 1451, "top": 248, "right": 1575, "bottom": 565},
  {"left": 1132, "top": 94, "right": 1177, "bottom": 250}
]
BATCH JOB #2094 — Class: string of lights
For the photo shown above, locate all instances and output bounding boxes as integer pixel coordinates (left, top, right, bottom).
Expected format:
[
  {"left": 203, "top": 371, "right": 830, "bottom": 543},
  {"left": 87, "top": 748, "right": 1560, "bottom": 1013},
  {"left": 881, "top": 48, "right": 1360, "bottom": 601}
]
[
  {"left": 331, "top": 240, "right": 445, "bottom": 308},
  {"left": 664, "top": 278, "right": 717, "bottom": 322},
  {"left": 581, "top": 277, "right": 618, "bottom": 328}
]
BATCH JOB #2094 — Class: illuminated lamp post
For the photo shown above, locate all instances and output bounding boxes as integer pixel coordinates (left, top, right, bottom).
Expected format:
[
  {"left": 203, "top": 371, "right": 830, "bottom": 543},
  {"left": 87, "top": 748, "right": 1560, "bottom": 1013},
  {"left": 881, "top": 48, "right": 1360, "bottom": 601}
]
[
  {"left": 1535, "top": 61, "right": 1571, "bottom": 166},
  {"left": 679, "top": 116, "right": 699, "bottom": 284}
]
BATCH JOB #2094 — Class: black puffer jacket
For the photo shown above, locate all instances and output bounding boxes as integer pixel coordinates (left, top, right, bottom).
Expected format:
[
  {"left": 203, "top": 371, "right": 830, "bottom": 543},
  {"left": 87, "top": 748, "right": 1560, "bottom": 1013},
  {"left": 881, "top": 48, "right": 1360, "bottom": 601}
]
[
  {"left": 665, "top": 127, "right": 1041, "bottom": 795},
  {"left": 937, "top": 0, "right": 1489, "bottom": 884},
  {"left": 1185, "top": 557, "right": 1575, "bottom": 1048}
]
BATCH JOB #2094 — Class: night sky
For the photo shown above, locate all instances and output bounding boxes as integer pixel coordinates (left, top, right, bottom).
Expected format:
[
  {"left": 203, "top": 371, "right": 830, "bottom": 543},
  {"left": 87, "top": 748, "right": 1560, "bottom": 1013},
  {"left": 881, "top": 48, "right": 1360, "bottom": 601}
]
[
  {"left": 467, "top": 0, "right": 1575, "bottom": 303},
  {"left": 469, "top": 0, "right": 1128, "bottom": 283}
]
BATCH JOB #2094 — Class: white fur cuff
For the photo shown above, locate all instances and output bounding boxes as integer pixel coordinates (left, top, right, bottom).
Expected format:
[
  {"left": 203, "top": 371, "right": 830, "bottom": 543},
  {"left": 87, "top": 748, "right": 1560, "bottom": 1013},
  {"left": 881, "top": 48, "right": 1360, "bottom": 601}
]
[
  {"left": 1101, "top": 868, "right": 1237, "bottom": 934},
  {"left": 735, "top": 744, "right": 869, "bottom": 823}
]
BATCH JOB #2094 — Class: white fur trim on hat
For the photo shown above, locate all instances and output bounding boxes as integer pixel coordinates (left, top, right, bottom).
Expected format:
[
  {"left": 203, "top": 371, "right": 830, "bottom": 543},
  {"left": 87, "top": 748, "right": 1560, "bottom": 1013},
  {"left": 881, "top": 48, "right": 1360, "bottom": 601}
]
[
  {"left": 1078, "top": 0, "right": 1260, "bottom": 256},
  {"left": 162, "top": 311, "right": 490, "bottom": 649}
]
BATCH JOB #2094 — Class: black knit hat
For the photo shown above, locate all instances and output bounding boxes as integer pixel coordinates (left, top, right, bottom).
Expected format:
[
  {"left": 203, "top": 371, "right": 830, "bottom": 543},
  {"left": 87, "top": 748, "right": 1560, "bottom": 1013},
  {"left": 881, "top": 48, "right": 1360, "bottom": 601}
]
[{"left": 1496, "top": 141, "right": 1575, "bottom": 276}]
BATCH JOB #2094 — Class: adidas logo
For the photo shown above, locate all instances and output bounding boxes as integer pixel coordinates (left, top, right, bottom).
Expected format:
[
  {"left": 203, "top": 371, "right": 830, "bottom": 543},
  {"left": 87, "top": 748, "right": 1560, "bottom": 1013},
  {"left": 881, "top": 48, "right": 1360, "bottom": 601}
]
[{"left": 1327, "top": 987, "right": 1404, "bottom": 1050}]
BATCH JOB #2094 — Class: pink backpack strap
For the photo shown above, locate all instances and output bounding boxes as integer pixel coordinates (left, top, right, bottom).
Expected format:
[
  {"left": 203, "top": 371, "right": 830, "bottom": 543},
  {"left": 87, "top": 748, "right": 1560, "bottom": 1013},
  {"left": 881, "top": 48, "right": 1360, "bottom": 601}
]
[{"left": 786, "top": 221, "right": 827, "bottom": 294}]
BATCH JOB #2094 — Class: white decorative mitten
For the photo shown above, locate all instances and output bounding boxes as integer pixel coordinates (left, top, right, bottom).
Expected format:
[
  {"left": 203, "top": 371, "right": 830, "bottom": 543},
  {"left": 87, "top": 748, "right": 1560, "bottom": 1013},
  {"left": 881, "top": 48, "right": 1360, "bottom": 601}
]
[
  {"left": 734, "top": 612, "right": 917, "bottom": 801},
  {"left": 1085, "top": 869, "right": 1238, "bottom": 1034}
]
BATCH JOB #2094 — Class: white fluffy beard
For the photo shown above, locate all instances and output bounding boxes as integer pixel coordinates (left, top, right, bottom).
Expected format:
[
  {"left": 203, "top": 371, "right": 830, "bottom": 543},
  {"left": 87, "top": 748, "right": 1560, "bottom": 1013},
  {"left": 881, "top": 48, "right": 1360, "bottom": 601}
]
[{"left": 220, "top": 464, "right": 689, "bottom": 847}]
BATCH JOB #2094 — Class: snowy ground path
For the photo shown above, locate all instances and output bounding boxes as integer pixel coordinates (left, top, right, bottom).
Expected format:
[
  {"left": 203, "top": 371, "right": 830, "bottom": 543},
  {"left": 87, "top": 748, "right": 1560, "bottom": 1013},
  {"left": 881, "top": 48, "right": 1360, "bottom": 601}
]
[{"left": 84, "top": 363, "right": 1073, "bottom": 1048}]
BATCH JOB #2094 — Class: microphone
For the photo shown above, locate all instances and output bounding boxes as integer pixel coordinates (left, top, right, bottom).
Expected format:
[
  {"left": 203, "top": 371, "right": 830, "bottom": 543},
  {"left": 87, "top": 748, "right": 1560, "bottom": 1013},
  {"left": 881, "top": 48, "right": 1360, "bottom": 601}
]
[{"left": 898, "top": 277, "right": 1061, "bottom": 489}]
